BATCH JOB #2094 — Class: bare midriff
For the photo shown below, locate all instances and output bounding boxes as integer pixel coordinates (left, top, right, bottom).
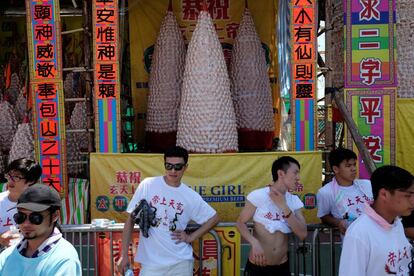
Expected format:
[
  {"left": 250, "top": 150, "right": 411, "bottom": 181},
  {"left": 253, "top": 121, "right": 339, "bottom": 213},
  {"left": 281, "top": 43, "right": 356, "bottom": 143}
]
[{"left": 252, "top": 222, "right": 289, "bottom": 265}]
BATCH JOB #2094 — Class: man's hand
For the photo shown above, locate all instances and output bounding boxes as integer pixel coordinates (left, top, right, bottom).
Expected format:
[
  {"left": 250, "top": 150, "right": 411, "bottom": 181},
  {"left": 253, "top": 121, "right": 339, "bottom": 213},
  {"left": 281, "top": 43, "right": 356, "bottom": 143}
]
[
  {"left": 249, "top": 240, "right": 267, "bottom": 266},
  {"left": 0, "top": 230, "right": 20, "bottom": 247},
  {"left": 337, "top": 220, "right": 348, "bottom": 235},
  {"left": 171, "top": 230, "right": 192, "bottom": 244},
  {"left": 116, "top": 256, "right": 130, "bottom": 275},
  {"left": 269, "top": 189, "right": 288, "bottom": 211}
]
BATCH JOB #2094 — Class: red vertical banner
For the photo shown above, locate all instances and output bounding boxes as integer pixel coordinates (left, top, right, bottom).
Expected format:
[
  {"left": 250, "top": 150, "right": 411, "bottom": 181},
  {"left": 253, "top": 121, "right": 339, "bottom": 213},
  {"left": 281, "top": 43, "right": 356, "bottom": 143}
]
[
  {"left": 291, "top": 0, "right": 318, "bottom": 151},
  {"left": 93, "top": 0, "right": 121, "bottom": 153},
  {"left": 26, "top": 0, "right": 67, "bottom": 196}
]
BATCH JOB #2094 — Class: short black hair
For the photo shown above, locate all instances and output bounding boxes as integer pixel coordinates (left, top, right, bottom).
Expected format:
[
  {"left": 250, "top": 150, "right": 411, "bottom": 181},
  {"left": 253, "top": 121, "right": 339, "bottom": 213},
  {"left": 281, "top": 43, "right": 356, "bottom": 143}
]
[
  {"left": 5, "top": 158, "right": 42, "bottom": 185},
  {"left": 328, "top": 147, "right": 357, "bottom": 168},
  {"left": 164, "top": 146, "right": 189, "bottom": 164},
  {"left": 271, "top": 156, "right": 300, "bottom": 182},
  {"left": 371, "top": 165, "right": 414, "bottom": 200}
]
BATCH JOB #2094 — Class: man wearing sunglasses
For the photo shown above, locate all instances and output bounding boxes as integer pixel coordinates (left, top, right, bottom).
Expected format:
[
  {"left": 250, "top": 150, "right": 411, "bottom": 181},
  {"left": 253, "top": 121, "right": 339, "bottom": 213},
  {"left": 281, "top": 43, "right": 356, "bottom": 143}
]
[
  {"left": 339, "top": 165, "right": 414, "bottom": 276},
  {"left": 0, "top": 184, "right": 81, "bottom": 275},
  {"left": 119, "top": 146, "right": 219, "bottom": 276},
  {"left": 0, "top": 158, "right": 42, "bottom": 249}
]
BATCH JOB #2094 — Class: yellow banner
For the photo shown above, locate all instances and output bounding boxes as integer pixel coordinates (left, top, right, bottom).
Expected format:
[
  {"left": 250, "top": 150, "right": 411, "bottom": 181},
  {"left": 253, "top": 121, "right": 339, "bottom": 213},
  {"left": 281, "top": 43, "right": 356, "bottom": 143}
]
[
  {"left": 91, "top": 152, "right": 322, "bottom": 224},
  {"left": 128, "top": 0, "right": 280, "bottom": 144},
  {"left": 396, "top": 99, "right": 414, "bottom": 175}
]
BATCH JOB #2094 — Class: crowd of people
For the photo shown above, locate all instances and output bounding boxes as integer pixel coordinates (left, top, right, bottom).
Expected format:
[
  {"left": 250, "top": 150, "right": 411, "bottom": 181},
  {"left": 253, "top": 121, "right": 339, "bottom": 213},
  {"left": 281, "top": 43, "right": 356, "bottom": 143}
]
[{"left": 0, "top": 147, "right": 413, "bottom": 276}]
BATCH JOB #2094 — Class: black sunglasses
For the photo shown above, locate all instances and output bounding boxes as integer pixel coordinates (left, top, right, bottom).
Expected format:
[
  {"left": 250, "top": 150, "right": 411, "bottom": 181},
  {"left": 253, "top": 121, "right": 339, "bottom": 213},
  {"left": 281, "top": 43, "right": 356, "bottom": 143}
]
[
  {"left": 13, "top": 212, "right": 45, "bottom": 225},
  {"left": 164, "top": 162, "right": 186, "bottom": 171}
]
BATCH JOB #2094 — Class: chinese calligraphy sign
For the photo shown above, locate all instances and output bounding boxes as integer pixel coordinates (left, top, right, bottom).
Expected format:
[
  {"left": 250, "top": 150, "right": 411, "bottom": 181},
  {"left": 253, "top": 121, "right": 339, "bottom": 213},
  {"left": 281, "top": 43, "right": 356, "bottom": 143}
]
[
  {"left": 93, "top": 0, "right": 121, "bottom": 152},
  {"left": 346, "top": 89, "right": 396, "bottom": 178},
  {"left": 26, "top": 0, "right": 67, "bottom": 196},
  {"left": 291, "top": 0, "right": 317, "bottom": 151}
]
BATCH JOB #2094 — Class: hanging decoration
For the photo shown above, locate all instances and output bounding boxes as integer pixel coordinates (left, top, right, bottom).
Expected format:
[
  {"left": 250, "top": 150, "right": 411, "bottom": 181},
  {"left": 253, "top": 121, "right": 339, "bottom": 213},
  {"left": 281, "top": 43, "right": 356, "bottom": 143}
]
[
  {"left": 344, "top": 0, "right": 397, "bottom": 177},
  {"left": 26, "top": 0, "right": 68, "bottom": 195},
  {"left": 93, "top": 0, "right": 121, "bottom": 152},
  {"left": 290, "top": 0, "right": 317, "bottom": 151}
]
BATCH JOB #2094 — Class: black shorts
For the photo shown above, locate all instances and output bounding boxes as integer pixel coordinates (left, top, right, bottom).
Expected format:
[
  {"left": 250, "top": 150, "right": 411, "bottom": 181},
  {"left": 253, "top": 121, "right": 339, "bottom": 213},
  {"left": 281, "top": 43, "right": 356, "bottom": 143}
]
[{"left": 244, "top": 259, "right": 290, "bottom": 276}]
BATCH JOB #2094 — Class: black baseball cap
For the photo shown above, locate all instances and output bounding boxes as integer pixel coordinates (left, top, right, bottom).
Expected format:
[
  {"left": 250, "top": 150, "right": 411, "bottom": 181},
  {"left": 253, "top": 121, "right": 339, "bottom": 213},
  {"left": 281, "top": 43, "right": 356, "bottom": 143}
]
[{"left": 16, "top": 184, "right": 61, "bottom": 212}]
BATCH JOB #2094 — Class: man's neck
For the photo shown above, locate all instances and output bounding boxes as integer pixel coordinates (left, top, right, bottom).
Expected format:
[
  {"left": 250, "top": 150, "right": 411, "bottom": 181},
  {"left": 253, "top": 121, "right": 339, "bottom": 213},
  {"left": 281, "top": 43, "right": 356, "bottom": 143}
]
[
  {"left": 270, "top": 181, "right": 287, "bottom": 194},
  {"left": 334, "top": 176, "right": 353, "bottom": 187},
  {"left": 24, "top": 228, "right": 55, "bottom": 257},
  {"left": 163, "top": 176, "right": 181, "bottom": 188},
  {"left": 7, "top": 192, "right": 18, "bottom": 202},
  {"left": 25, "top": 239, "right": 44, "bottom": 257},
  {"left": 372, "top": 201, "right": 395, "bottom": 224}
]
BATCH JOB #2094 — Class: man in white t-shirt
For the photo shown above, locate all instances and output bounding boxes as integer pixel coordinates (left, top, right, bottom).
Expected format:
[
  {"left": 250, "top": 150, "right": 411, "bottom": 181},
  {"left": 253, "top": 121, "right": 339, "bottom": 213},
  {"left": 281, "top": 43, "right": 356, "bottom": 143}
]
[
  {"left": 0, "top": 158, "right": 42, "bottom": 249},
  {"left": 317, "top": 147, "right": 373, "bottom": 235},
  {"left": 339, "top": 165, "right": 414, "bottom": 276},
  {"left": 236, "top": 156, "right": 307, "bottom": 276},
  {"left": 118, "top": 146, "right": 219, "bottom": 276}
]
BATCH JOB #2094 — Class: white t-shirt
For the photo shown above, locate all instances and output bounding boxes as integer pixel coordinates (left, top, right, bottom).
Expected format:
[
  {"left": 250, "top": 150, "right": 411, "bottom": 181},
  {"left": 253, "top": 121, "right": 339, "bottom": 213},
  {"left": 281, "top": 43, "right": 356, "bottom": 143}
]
[
  {"left": 247, "top": 187, "right": 304, "bottom": 234},
  {"left": 317, "top": 179, "right": 373, "bottom": 221},
  {"left": 126, "top": 176, "right": 217, "bottom": 267},
  {"left": 0, "top": 191, "right": 17, "bottom": 234},
  {"left": 339, "top": 212, "right": 412, "bottom": 276}
]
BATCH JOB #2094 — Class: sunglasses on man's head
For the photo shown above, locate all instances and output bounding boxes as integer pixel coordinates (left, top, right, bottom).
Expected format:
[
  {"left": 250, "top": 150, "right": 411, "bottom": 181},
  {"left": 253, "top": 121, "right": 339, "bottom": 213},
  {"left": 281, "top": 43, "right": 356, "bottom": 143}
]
[
  {"left": 5, "top": 173, "right": 25, "bottom": 182},
  {"left": 13, "top": 212, "right": 45, "bottom": 225},
  {"left": 164, "top": 162, "right": 186, "bottom": 171}
]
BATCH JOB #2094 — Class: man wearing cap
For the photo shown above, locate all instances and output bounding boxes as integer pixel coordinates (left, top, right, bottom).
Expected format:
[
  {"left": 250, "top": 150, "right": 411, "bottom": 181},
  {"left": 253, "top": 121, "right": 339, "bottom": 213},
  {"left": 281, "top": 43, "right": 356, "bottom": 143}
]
[{"left": 0, "top": 184, "right": 81, "bottom": 275}]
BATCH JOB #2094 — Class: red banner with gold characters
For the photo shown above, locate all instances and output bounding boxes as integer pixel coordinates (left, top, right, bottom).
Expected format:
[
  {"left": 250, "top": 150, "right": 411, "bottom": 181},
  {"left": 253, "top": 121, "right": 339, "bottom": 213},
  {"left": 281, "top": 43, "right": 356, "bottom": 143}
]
[
  {"left": 93, "top": 0, "right": 121, "bottom": 153},
  {"left": 26, "top": 0, "right": 67, "bottom": 196},
  {"left": 291, "top": 0, "right": 317, "bottom": 151}
]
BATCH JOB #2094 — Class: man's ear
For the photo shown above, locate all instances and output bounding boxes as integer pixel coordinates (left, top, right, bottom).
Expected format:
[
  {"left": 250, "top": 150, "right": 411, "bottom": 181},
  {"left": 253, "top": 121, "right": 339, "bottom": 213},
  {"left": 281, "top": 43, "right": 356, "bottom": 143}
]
[
  {"left": 378, "top": 188, "right": 389, "bottom": 201},
  {"left": 25, "top": 181, "right": 35, "bottom": 186},
  {"left": 277, "top": 169, "right": 284, "bottom": 178},
  {"left": 332, "top": 165, "right": 339, "bottom": 175},
  {"left": 52, "top": 210, "right": 61, "bottom": 222}
]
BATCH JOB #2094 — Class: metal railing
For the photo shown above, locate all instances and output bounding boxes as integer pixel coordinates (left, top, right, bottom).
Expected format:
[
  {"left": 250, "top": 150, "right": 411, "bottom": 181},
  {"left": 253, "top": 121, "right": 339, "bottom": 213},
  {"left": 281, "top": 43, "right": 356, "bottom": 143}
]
[
  {"left": 61, "top": 223, "right": 222, "bottom": 276},
  {"left": 61, "top": 223, "right": 340, "bottom": 276}
]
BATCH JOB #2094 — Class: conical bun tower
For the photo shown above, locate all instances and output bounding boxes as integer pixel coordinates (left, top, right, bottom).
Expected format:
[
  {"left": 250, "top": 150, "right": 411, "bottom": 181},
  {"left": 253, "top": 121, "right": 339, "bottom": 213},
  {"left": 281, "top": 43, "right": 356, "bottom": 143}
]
[
  {"left": 177, "top": 7, "right": 238, "bottom": 153},
  {"left": 230, "top": 7, "right": 274, "bottom": 150},
  {"left": 8, "top": 121, "right": 35, "bottom": 163},
  {"left": 145, "top": 0, "right": 186, "bottom": 152},
  {"left": 0, "top": 100, "right": 18, "bottom": 153}
]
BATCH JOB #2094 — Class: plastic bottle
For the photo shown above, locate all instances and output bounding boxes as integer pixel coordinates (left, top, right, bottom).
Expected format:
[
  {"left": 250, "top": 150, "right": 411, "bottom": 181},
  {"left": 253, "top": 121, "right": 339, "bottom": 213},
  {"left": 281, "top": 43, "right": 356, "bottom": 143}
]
[{"left": 124, "top": 269, "right": 134, "bottom": 276}]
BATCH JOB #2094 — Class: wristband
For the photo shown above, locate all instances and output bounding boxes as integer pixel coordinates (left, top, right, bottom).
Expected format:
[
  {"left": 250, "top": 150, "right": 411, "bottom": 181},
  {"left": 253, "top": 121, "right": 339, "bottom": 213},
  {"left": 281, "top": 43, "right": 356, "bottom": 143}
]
[{"left": 282, "top": 210, "right": 292, "bottom": 219}]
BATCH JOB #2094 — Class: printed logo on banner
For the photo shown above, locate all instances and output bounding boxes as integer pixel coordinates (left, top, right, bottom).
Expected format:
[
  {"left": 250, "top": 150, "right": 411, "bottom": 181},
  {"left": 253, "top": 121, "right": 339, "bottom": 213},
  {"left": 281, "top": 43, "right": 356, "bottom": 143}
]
[
  {"left": 113, "top": 196, "right": 128, "bottom": 212},
  {"left": 303, "top": 193, "right": 317, "bottom": 209},
  {"left": 188, "top": 184, "right": 245, "bottom": 207},
  {"left": 96, "top": 196, "right": 110, "bottom": 212}
]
